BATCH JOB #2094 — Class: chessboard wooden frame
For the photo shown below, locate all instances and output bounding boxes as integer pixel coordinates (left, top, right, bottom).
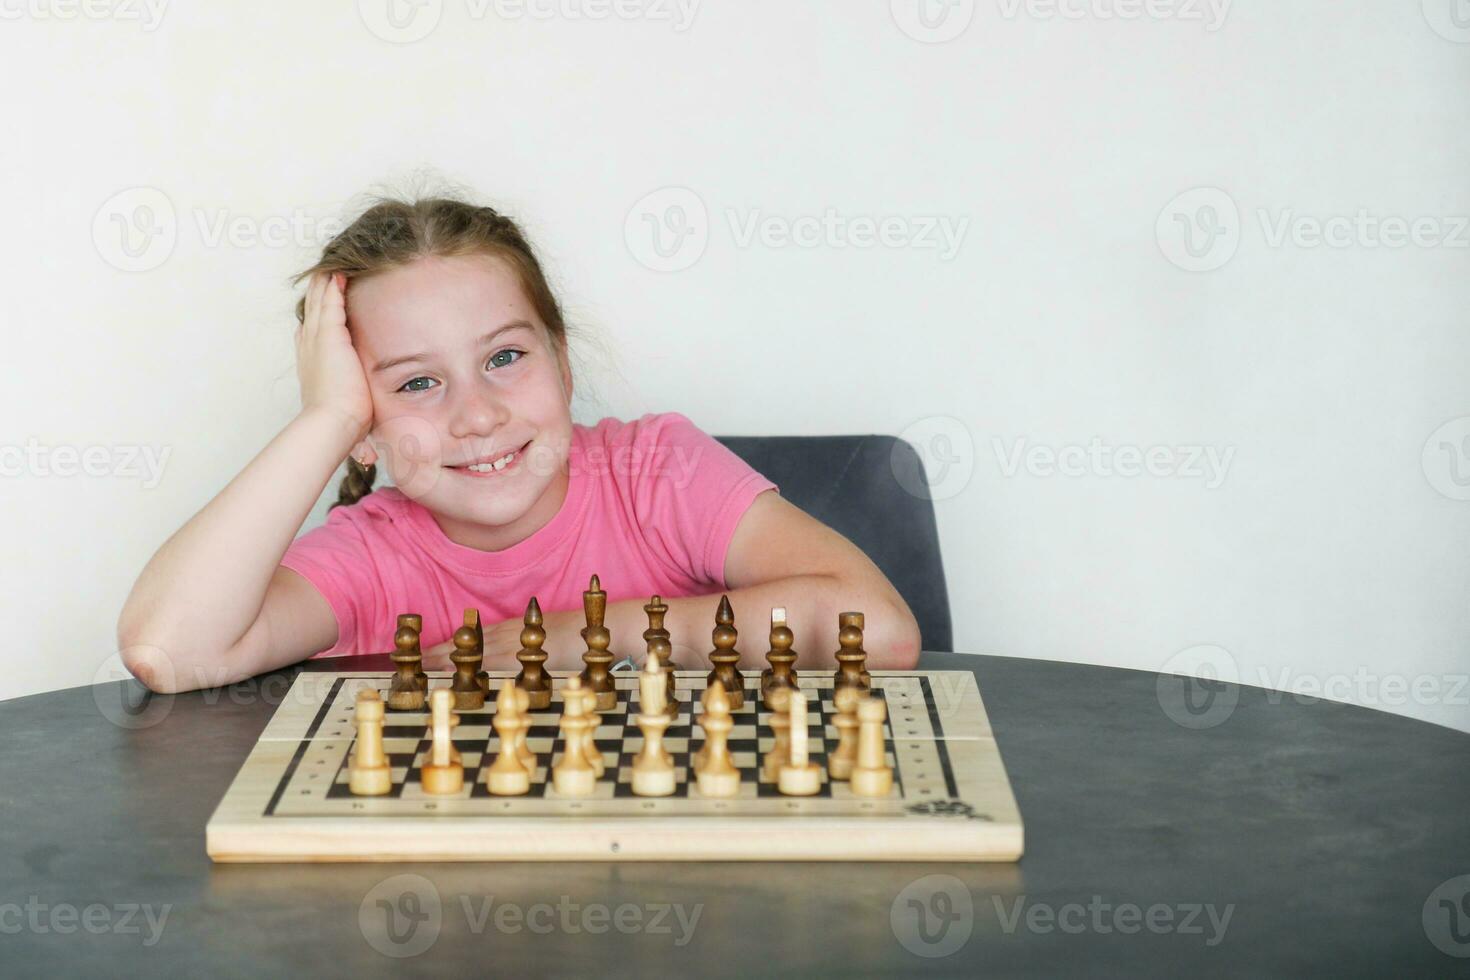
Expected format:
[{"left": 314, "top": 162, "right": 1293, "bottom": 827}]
[{"left": 206, "top": 669, "right": 1024, "bottom": 863}]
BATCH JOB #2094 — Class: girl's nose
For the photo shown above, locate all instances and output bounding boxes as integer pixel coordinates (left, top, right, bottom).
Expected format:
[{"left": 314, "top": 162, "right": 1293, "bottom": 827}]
[{"left": 447, "top": 382, "right": 510, "bottom": 439}]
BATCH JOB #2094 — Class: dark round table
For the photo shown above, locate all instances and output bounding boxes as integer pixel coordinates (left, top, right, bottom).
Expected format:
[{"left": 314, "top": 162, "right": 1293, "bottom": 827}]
[{"left": 3, "top": 651, "right": 1467, "bottom": 977}]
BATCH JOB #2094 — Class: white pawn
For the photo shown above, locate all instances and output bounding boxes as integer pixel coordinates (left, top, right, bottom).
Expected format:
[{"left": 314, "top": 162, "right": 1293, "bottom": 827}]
[
  {"left": 632, "top": 658, "right": 676, "bottom": 796},
  {"left": 695, "top": 680, "right": 740, "bottom": 798},
  {"left": 420, "top": 689, "right": 463, "bottom": 795},
  {"left": 349, "top": 689, "right": 391, "bottom": 796},
  {"left": 849, "top": 696, "right": 894, "bottom": 798},
  {"left": 552, "top": 677, "right": 597, "bottom": 797},
  {"left": 486, "top": 682, "right": 531, "bottom": 795},
  {"left": 777, "top": 689, "right": 821, "bottom": 796}
]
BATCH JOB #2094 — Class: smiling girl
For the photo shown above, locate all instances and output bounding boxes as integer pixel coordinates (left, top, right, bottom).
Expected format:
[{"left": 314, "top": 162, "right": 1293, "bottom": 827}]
[{"left": 117, "top": 194, "right": 921, "bottom": 693}]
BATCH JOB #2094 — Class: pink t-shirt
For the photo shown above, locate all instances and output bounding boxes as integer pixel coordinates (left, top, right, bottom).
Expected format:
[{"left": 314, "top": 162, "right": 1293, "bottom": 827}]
[{"left": 280, "top": 412, "right": 778, "bottom": 657}]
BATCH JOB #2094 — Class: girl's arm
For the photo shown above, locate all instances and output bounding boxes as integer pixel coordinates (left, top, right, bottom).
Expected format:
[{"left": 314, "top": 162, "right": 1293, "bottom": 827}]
[
  {"left": 117, "top": 273, "right": 371, "bottom": 693},
  {"left": 462, "top": 491, "right": 924, "bottom": 671}
]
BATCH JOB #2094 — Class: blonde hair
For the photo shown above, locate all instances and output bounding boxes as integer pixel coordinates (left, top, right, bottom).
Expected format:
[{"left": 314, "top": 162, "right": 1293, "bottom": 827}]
[{"left": 291, "top": 194, "right": 571, "bottom": 510}]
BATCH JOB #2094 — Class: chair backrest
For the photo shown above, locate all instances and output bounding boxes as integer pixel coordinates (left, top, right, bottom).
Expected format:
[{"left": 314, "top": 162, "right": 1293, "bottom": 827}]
[{"left": 716, "top": 434, "right": 953, "bottom": 652}]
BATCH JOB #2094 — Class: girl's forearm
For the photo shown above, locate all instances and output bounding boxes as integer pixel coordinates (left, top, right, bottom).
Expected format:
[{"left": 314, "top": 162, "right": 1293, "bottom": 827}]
[
  {"left": 531, "top": 575, "right": 921, "bottom": 671},
  {"left": 117, "top": 408, "right": 359, "bottom": 666}
]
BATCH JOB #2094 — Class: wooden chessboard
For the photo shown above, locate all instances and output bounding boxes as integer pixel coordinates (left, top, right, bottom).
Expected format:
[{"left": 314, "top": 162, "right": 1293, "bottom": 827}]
[{"left": 206, "top": 669, "right": 1024, "bottom": 862}]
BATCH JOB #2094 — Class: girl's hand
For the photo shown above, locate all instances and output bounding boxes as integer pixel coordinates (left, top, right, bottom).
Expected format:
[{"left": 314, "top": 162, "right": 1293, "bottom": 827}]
[
  {"left": 421, "top": 618, "right": 526, "bottom": 671},
  {"left": 296, "top": 271, "right": 373, "bottom": 442}
]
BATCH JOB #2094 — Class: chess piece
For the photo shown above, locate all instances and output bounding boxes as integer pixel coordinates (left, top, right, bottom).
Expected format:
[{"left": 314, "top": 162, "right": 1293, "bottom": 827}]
[
  {"left": 694, "top": 680, "right": 740, "bottom": 798},
  {"left": 642, "top": 595, "right": 672, "bottom": 649},
  {"left": 420, "top": 689, "right": 464, "bottom": 794},
  {"left": 777, "top": 689, "right": 822, "bottom": 796},
  {"left": 388, "top": 615, "right": 427, "bottom": 710},
  {"left": 760, "top": 606, "right": 800, "bottom": 710},
  {"left": 348, "top": 689, "right": 391, "bottom": 796},
  {"left": 631, "top": 658, "right": 676, "bottom": 797},
  {"left": 552, "top": 677, "right": 597, "bottom": 797},
  {"left": 486, "top": 681, "right": 531, "bottom": 795},
  {"left": 849, "top": 696, "right": 894, "bottom": 798},
  {"left": 466, "top": 608, "right": 488, "bottom": 693},
  {"left": 691, "top": 681, "right": 723, "bottom": 771},
  {"left": 514, "top": 597, "right": 553, "bottom": 709},
  {"left": 510, "top": 684, "right": 536, "bottom": 771},
  {"left": 573, "top": 681, "right": 606, "bottom": 777},
  {"left": 762, "top": 686, "right": 792, "bottom": 783},
  {"left": 644, "top": 595, "right": 680, "bottom": 716},
  {"left": 578, "top": 575, "right": 618, "bottom": 711},
  {"left": 828, "top": 686, "right": 861, "bottom": 780},
  {"left": 647, "top": 634, "right": 680, "bottom": 718},
  {"left": 401, "top": 614, "right": 428, "bottom": 689},
  {"left": 450, "top": 611, "right": 486, "bottom": 711},
  {"left": 706, "top": 595, "right": 744, "bottom": 710},
  {"left": 832, "top": 611, "right": 871, "bottom": 696}
]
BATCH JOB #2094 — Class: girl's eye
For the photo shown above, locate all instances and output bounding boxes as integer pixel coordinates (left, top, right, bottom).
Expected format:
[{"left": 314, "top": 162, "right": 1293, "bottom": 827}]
[
  {"left": 488, "top": 349, "right": 525, "bottom": 370},
  {"left": 397, "top": 376, "right": 437, "bottom": 393}
]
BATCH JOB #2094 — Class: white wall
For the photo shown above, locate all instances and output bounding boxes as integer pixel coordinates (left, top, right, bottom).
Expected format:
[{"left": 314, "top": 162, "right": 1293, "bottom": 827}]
[{"left": 3, "top": 1, "right": 1467, "bottom": 732}]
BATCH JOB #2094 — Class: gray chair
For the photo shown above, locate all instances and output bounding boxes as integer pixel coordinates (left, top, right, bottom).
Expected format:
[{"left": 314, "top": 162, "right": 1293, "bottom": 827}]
[{"left": 716, "top": 435, "right": 953, "bottom": 652}]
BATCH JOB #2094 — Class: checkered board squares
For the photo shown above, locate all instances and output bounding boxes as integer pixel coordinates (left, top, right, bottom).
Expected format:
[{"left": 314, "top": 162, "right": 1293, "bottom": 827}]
[
  {"left": 317, "top": 677, "right": 903, "bottom": 802},
  {"left": 206, "top": 669, "right": 1025, "bottom": 862}
]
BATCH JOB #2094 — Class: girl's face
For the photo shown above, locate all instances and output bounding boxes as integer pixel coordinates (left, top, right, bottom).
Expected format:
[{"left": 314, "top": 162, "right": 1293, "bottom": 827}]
[{"left": 346, "top": 253, "right": 574, "bottom": 548}]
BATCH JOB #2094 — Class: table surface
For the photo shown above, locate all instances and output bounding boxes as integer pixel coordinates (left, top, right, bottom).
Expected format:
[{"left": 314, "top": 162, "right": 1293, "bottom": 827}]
[{"left": 2, "top": 651, "right": 1467, "bottom": 978}]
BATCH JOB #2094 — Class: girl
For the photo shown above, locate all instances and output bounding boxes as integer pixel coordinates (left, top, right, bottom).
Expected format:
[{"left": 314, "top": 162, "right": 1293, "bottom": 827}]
[{"left": 117, "top": 194, "right": 921, "bottom": 694}]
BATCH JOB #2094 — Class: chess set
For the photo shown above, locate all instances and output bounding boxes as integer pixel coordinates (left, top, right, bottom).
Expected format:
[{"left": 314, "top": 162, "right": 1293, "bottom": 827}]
[{"left": 206, "top": 577, "right": 1024, "bottom": 862}]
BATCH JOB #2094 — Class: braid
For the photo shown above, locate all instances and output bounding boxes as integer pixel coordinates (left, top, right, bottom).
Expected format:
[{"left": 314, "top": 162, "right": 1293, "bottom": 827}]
[{"left": 331, "top": 457, "right": 377, "bottom": 511}]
